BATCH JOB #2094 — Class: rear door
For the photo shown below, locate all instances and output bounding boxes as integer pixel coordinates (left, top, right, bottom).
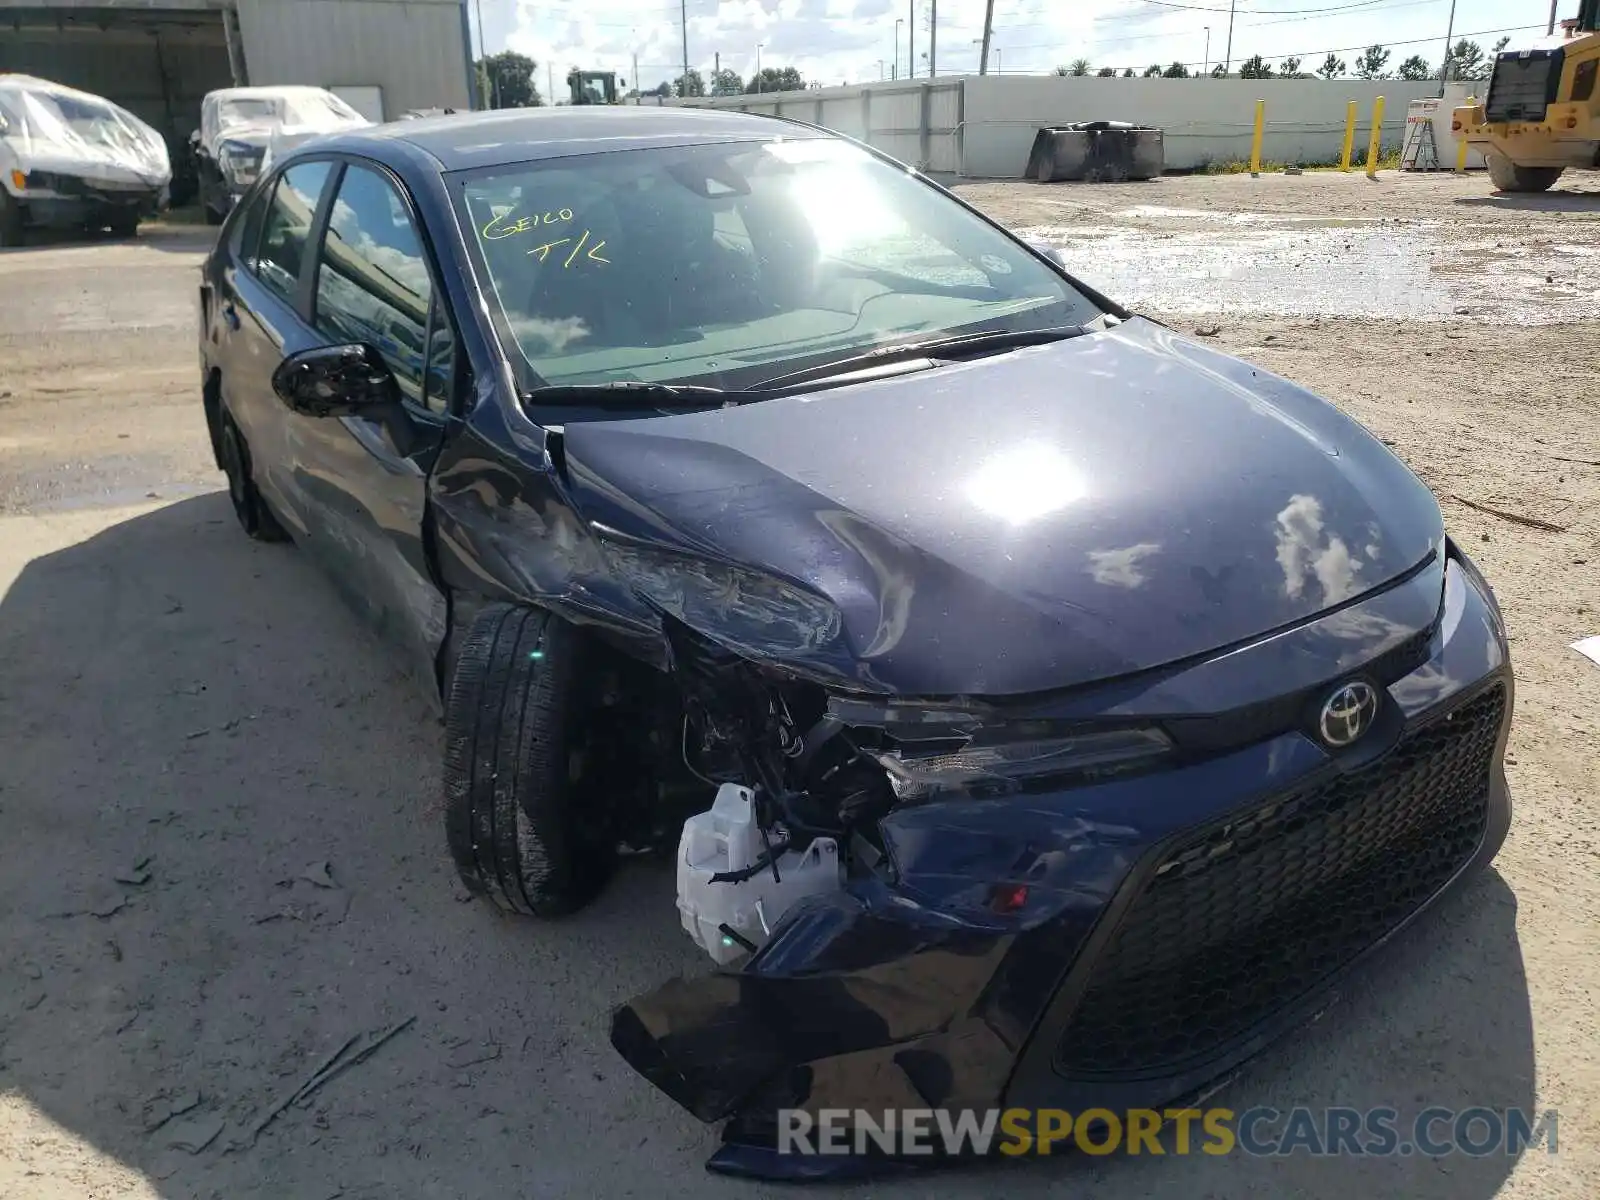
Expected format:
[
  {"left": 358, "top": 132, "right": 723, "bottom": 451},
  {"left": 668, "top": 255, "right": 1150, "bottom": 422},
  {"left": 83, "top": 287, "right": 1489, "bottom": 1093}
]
[
  {"left": 219, "top": 158, "right": 336, "bottom": 531},
  {"left": 287, "top": 157, "right": 456, "bottom": 691}
]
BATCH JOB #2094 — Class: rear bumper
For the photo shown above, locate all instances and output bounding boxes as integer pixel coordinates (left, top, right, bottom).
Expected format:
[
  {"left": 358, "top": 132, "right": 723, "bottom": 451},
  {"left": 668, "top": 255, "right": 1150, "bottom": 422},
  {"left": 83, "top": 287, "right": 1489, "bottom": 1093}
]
[{"left": 610, "top": 555, "right": 1514, "bottom": 1181}]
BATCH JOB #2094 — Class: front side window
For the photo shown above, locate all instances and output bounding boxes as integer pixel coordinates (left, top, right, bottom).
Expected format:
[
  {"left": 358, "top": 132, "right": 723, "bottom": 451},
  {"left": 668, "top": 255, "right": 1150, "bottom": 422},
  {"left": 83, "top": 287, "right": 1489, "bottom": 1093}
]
[
  {"left": 314, "top": 163, "right": 450, "bottom": 413},
  {"left": 256, "top": 160, "right": 332, "bottom": 303},
  {"left": 453, "top": 137, "right": 1103, "bottom": 392}
]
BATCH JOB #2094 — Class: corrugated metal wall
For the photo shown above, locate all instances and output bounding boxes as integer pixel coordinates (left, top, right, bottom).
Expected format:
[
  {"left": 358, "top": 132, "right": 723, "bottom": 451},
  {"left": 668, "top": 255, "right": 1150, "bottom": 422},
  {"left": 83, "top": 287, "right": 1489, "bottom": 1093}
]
[
  {"left": 235, "top": 0, "right": 470, "bottom": 117},
  {"left": 0, "top": 14, "right": 233, "bottom": 142}
]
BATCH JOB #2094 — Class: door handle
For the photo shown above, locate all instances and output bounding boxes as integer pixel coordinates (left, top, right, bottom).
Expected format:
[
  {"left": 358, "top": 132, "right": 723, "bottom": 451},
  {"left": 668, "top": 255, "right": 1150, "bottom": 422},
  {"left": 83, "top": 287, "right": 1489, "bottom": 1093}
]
[{"left": 221, "top": 302, "right": 240, "bottom": 331}]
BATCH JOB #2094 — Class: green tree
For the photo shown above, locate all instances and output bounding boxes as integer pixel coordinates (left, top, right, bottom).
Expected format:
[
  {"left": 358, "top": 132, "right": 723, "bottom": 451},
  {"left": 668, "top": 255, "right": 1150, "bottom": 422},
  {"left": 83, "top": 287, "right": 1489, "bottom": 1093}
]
[
  {"left": 1317, "top": 53, "right": 1347, "bottom": 79},
  {"left": 746, "top": 66, "right": 804, "bottom": 93},
  {"left": 1239, "top": 55, "right": 1273, "bottom": 79},
  {"left": 1070, "top": 58, "right": 1092, "bottom": 76},
  {"left": 1443, "top": 39, "right": 1486, "bottom": 81},
  {"left": 709, "top": 68, "right": 743, "bottom": 96},
  {"left": 1492, "top": 36, "right": 1510, "bottom": 55},
  {"left": 1163, "top": 61, "right": 1189, "bottom": 78},
  {"left": 475, "top": 50, "right": 541, "bottom": 108},
  {"left": 674, "top": 68, "right": 705, "bottom": 98},
  {"left": 1143, "top": 63, "right": 1163, "bottom": 77},
  {"left": 1278, "top": 56, "right": 1303, "bottom": 78},
  {"left": 1355, "top": 44, "right": 1391, "bottom": 79},
  {"left": 1397, "top": 54, "right": 1431, "bottom": 81},
  {"left": 643, "top": 81, "right": 673, "bottom": 98},
  {"left": 1122, "top": 67, "right": 1135, "bottom": 78},
  {"left": 1211, "top": 63, "right": 1228, "bottom": 77}
]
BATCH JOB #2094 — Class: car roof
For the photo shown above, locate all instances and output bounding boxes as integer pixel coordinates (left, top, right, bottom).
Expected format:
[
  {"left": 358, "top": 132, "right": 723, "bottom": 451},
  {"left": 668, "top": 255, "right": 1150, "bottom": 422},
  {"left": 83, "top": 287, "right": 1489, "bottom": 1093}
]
[
  {"left": 359, "top": 105, "right": 828, "bottom": 171},
  {"left": 205, "top": 86, "right": 342, "bottom": 103}
]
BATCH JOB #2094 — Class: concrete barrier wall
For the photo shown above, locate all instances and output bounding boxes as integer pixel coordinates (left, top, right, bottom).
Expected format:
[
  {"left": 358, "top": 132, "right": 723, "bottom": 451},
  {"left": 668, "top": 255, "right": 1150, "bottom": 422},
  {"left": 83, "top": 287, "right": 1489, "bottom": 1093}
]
[
  {"left": 961, "top": 76, "right": 1444, "bottom": 176},
  {"left": 679, "top": 74, "right": 1464, "bottom": 177}
]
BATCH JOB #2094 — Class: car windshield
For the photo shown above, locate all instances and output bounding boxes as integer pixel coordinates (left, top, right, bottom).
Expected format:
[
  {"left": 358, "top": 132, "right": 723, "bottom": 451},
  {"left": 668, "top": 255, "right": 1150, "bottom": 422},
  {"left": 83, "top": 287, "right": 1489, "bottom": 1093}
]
[{"left": 453, "top": 137, "right": 1105, "bottom": 392}]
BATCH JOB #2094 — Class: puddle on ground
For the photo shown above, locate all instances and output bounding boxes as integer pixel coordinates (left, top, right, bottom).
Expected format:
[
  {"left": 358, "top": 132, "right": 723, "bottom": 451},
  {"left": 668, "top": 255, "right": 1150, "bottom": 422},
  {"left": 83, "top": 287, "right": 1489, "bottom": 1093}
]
[{"left": 1025, "top": 219, "right": 1595, "bottom": 323}]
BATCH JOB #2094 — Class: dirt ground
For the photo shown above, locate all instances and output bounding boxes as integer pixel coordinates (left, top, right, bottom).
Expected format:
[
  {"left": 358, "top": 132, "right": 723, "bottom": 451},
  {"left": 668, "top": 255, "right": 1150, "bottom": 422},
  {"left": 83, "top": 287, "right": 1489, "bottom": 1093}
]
[{"left": 1, "top": 169, "right": 1597, "bottom": 1200}]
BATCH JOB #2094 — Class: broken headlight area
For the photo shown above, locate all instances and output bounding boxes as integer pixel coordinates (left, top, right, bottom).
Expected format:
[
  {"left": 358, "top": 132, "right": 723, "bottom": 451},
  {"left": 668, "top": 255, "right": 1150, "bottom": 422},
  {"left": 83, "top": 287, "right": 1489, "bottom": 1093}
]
[
  {"left": 594, "top": 525, "right": 844, "bottom": 662},
  {"left": 216, "top": 138, "right": 264, "bottom": 188},
  {"left": 651, "top": 612, "right": 1173, "bottom": 970}
]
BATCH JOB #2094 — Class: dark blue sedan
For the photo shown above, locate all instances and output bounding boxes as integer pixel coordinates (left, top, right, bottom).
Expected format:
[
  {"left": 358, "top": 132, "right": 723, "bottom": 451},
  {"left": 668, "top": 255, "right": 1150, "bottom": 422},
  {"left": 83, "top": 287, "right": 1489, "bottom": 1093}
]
[{"left": 197, "top": 106, "right": 1513, "bottom": 1179}]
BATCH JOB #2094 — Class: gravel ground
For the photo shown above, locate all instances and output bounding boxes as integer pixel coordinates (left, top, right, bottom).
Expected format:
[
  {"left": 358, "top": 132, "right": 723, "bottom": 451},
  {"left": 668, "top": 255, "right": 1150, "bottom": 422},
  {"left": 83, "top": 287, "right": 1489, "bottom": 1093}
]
[{"left": 1, "top": 170, "right": 1597, "bottom": 1200}]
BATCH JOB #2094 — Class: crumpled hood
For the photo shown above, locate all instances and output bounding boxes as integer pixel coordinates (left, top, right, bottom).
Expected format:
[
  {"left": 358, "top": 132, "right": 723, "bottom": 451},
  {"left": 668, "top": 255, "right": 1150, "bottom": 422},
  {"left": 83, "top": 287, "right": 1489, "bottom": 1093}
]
[{"left": 561, "top": 318, "right": 1443, "bottom": 696}]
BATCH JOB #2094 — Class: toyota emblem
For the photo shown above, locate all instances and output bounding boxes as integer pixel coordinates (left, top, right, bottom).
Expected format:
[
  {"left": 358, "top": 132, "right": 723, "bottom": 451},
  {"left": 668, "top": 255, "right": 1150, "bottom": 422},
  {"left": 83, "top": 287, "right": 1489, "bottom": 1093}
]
[{"left": 1318, "top": 681, "right": 1380, "bottom": 748}]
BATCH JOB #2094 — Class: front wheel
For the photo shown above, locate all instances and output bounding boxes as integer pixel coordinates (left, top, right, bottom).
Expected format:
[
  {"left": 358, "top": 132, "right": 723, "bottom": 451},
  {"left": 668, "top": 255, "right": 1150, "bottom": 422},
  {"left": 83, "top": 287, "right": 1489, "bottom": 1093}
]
[
  {"left": 1486, "top": 154, "right": 1563, "bottom": 193},
  {"left": 217, "top": 406, "right": 288, "bottom": 542},
  {"left": 443, "top": 604, "right": 615, "bottom": 916},
  {"left": 0, "top": 191, "right": 23, "bottom": 248},
  {"left": 107, "top": 210, "right": 140, "bottom": 238}
]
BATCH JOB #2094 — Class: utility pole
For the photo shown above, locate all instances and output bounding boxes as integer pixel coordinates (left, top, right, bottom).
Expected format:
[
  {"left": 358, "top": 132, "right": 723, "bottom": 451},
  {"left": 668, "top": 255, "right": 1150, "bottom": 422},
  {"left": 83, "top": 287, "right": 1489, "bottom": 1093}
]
[
  {"left": 681, "top": 0, "right": 690, "bottom": 98},
  {"left": 929, "top": 0, "right": 937, "bottom": 76},
  {"left": 1223, "top": 0, "right": 1236, "bottom": 75},
  {"left": 908, "top": 0, "right": 914, "bottom": 79},
  {"left": 548, "top": 63, "right": 555, "bottom": 106},
  {"left": 473, "top": 0, "right": 488, "bottom": 108},
  {"left": 1547, "top": 0, "right": 1558, "bottom": 35},
  {"left": 979, "top": 0, "right": 994, "bottom": 75},
  {"left": 1438, "top": 0, "right": 1458, "bottom": 96},
  {"left": 632, "top": 51, "right": 639, "bottom": 103}
]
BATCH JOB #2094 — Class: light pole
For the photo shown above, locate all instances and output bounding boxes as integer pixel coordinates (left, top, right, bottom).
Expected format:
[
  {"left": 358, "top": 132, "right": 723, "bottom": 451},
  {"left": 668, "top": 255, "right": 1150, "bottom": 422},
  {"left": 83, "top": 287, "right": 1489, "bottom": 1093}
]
[
  {"left": 1203, "top": 26, "right": 1210, "bottom": 77},
  {"left": 1438, "top": 0, "right": 1458, "bottom": 97},
  {"left": 756, "top": 42, "right": 763, "bottom": 93},
  {"left": 994, "top": 47, "right": 1002, "bottom": 74},
  {"left": 894, "top": 18, "right": 904, "bottom": 79},
  {"left": 1223, "top": 0, "right": 1236, "bottom": 75},
  {"left": 908, "top": 0, "right": 915, "bottom": 79}
]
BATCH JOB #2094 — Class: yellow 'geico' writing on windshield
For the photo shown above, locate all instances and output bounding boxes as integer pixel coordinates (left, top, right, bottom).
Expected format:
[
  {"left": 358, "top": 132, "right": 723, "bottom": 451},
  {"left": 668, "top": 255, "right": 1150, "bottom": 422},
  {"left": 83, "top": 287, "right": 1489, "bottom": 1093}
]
[{"left": 481, "top": 207, "right": 575, "bottom": 240}]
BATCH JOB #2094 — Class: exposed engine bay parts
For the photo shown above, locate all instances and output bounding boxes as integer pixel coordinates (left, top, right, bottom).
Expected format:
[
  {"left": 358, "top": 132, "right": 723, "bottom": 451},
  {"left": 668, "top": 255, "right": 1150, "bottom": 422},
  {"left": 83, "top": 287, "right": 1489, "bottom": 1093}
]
[{"left": 0, "top": 74, "right": 170, "bottom": 243}]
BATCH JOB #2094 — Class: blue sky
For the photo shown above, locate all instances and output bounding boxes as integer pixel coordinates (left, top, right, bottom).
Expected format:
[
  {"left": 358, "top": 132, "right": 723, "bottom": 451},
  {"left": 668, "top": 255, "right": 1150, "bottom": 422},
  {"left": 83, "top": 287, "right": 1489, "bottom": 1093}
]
[{"left": 471, "top": 0, "right": 1567, "bottom": 95}]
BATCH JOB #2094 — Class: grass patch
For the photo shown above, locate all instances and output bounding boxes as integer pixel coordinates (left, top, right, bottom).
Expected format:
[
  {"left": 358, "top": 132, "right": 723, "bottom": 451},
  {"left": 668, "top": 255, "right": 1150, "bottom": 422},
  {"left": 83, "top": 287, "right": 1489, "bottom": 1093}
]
[{"left": 1203, "top": 147, "right": 1402, "bottom": 174}]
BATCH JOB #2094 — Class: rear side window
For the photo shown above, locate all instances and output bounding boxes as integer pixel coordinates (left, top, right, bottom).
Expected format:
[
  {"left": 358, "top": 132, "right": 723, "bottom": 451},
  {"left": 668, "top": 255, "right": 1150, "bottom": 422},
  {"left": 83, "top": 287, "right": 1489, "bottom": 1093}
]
[
  {"left": 256, "top": 161, "right": 331, "bottom": 304},
  {"left": 314, "top": 162, "right": 451, "bottom": 414}
]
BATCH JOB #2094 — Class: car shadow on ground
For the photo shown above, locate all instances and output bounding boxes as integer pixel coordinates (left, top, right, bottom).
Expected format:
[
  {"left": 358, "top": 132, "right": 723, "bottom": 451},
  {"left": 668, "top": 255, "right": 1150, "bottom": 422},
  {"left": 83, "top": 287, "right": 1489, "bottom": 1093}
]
[
  {"left": 0, "top": 493, "right": 1540, "bottom": 1199},
  {"left": 0, "top": 224, "right": 213, "bottom": 255},
  {"left": 1454, "top": 190, "right": 1600, "bottom": 212}
]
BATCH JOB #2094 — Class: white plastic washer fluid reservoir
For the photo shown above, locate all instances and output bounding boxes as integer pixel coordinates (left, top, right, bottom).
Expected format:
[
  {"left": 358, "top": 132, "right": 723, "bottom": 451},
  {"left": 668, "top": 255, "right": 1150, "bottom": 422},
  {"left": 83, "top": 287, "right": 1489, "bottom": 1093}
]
[{"left": 677, "top": 783, "right": 843, "bottom": 965}]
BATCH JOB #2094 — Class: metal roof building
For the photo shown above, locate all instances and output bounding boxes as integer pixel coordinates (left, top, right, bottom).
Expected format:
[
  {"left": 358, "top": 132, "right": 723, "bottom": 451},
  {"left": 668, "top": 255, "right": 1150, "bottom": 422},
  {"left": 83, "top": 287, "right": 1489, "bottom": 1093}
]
[{"left": 0, "top": 0, "right": 474, "bottom": 147}]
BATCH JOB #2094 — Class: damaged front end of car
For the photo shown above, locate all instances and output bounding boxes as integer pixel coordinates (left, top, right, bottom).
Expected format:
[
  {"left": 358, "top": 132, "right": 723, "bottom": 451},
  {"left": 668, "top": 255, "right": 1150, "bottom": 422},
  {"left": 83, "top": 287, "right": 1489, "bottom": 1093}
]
[{"left": 591, "top": 524, "right": 1512, "bottom": 1181}]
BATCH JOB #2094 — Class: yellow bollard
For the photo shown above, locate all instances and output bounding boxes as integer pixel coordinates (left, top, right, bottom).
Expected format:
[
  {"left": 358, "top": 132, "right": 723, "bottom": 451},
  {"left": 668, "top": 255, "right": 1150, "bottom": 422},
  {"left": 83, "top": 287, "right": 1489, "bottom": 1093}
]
[
  {"left": 1365, "top": 94, "right": 1385, "bottom": 178},
  {"left": 1455, "top": 95, "right": 1474, "bottom": 172},
  {"left": 1249, "top": 99, "right": 1266, "bottom": 177},
  {"left": 1340, "top": 100, "right": 1357, "bottom": 171}
]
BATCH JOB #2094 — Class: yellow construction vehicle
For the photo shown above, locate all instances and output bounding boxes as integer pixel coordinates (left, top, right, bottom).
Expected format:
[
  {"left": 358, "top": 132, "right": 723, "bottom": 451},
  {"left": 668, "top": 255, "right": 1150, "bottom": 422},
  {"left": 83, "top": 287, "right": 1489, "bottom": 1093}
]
[
  {"left": 1452, "top": 0, "right": 1599, "bottom": 191},
  {"left": 567, "top": 70, "right": 619, "bottom": 106}
]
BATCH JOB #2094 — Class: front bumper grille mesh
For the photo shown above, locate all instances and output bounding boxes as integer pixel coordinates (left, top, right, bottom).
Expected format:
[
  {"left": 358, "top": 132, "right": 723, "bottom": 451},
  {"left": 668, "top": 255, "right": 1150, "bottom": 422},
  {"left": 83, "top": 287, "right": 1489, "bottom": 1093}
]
[{"left": 1054, "top": 684, "right": 1505, "bottom": 1078}]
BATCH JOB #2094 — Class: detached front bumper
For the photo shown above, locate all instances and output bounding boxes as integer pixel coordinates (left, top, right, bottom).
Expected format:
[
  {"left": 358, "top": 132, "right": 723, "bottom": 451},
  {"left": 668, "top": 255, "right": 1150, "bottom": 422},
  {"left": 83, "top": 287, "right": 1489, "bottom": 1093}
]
[{"left": 610, "top": 550, "right": 1513, "bottom": 1180}]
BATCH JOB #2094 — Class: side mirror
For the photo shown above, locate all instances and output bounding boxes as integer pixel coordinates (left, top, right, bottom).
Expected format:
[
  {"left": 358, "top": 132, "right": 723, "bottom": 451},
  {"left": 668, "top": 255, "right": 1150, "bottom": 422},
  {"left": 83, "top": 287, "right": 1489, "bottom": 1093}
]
[
  {"left": 271, "top": 343, "right": 399, "bottom": 418},
  {"left": 1027, "top": 239, "right": 1067, "bottom": 268}
]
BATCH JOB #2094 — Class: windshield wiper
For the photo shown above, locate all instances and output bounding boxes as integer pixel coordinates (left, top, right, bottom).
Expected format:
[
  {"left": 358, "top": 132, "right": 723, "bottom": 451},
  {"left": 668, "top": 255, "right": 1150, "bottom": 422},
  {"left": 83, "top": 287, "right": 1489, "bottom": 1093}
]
[
  {"left": 520, "top": 381, "right": 764, "bottom": 409},
  {"left": 751, "top": 324, "right": 1094, "bottom": 391}
]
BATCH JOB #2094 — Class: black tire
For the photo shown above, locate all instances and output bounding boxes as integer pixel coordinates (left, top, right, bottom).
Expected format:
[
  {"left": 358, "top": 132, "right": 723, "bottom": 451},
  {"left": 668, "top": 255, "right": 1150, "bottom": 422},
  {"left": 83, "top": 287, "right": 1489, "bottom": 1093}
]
[
  {"left": 1486, "top": 154, "right": 1562, "bottom": 194},
  {"left": 217, "top": 406, "right": 288, "bottom": 542},
  {"left": 204, "top": 199, "right": 225, "bottom": 226},
  {"left": 444, "top": 603, "right": 614, "bottom": 916},
  {"left": 108, "top": 210, "right": 140, "bottom": 238},
  {"left": 0, "top": 191, "right": 23, "bottom": 248}
]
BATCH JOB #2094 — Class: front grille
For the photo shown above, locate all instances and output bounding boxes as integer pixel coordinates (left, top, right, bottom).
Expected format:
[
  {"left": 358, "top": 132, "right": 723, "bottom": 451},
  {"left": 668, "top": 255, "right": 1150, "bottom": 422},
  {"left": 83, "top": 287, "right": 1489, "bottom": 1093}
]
[
  {"left": 1054, "top": 684, "right": 1505, "bottom": 1079},
  {"left": 1486, "top": 50, "right": 1565, "bottom": 123}
]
